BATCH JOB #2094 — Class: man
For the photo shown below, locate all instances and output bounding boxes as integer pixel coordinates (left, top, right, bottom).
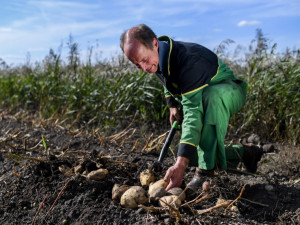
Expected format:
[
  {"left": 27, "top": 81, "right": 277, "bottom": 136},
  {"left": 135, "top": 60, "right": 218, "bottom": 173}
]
[{"left": 120, "top": 24, "right": 263, "bottom": 191}]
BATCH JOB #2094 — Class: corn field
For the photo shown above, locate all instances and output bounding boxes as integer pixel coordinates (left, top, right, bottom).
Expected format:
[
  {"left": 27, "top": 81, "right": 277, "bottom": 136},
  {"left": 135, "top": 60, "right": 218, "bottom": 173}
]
[{"left": 0, "top": 30, "right": 299, "bottom": 144}]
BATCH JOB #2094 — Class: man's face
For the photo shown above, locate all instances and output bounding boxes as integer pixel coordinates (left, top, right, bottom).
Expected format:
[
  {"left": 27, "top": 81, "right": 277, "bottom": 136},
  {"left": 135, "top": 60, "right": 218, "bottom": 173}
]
[{"left": 124, "top": 38, "right": 159, "bottom": 73}]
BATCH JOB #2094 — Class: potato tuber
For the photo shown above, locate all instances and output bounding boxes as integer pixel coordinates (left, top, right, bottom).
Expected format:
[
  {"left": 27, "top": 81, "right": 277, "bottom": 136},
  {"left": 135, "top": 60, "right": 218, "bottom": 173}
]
[
  {"left": 148, "top": 179, "right": 168, "bottom": 196},
  {"left": 112, "top": 184, "right": 130, "bottom": 202},
  {"left": 159, "top": 195, "right": 181, "bottom": 208},
  {"left": 139, "top": 169, "right": 155, "bottom": 186},
  {"left": 167, "top": 187, "right": 186, "bottom": 201},
  {"left": 120, "top": 186, "right": 148, "bottom": 209},
  {"left": 87, "top": 168, "right": 108, "bottom": 180}
]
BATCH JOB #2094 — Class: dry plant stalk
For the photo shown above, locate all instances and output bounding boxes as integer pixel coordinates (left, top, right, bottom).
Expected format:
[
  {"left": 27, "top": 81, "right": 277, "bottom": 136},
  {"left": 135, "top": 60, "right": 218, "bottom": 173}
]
[
  {"left": 138, "top": 204, "right": 162, "bottom": 213},
  {"left": 196, "top": 184, "right": 247, "bottom": 215},
  {"left": 130, "top": 140, "right": 139, "bottom": 152},
  {"left": 113, "top": 128, "right": 134, "bottom": 142},
  {"left": 184, "top": 202, "right": 197, "bottom": 217},
  {"left": 108, "top": 126, "right": 131, "bottom": 140},
  {"left": 143, "top": 131, "right": 168, "bottom": 153},
  {"left": 5, "top": 154, "right": 27, "bottom": 167},
  {"left": 98, "top": 135, "right": 106, "bottom": 147},
  {"left": 173, "top": 186, "right": 189, "bottom": 203},
  {"left": 31, "top": 193, "right": 48, "bottom": 225},
  {"left": 45, "top": 178, "right": 72, "bottom": 218},
  {"left": 12, "top": 164, "right": 21, "bottom": 178},
  {"left": 197, "top": 200, "right": 233, "bottom": 215},
  {"left": 240, "top": 197, "right": 269, "bottom": 207},
  {"left": 141, "top": 133, "right": 153, "bottom": 152},
  {"left": 181, "top": 192, "right": 214, "bottom": 207},
  {"left": 159, "top": 198, "right": 181, "bottom": 221},
  {"left": 225, "top": 184, "right": 247, "bottom": 211},
  {"left": 120, "top": 128, "right": 136, "bottom": 147},
  {"left": 148, "top": 131, "right": 168, "bottom": 148},
  {"left": 108, "top": 160, "right": 138, "bottom": 167}
]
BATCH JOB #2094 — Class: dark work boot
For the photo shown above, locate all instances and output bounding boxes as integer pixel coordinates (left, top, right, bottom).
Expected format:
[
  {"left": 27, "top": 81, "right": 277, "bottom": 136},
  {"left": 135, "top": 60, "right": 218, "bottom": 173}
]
[
  {"left": 187, "top": 168, "right": 214, "bottom": 191},
  {"left": 242, "top": 145, "right": 264, "bottom": 173}
]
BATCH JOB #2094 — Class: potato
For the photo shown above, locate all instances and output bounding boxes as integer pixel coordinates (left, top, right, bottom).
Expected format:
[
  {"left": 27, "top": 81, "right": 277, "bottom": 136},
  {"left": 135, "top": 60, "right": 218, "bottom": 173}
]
[
  {"left": 202, "top": 181, "right": 210, "bottom": 192},
  {"left": 159, "top": 195, "right": 181, "bottom": 208},
  {"left": 149, "top": 186, "right": 167, "bottom": 202},
  {"left": 139, "top": 169, "right": 155, "bottom": 186},
  {"left": 230, "top": 205, "right": 239, "bottom": 212},
  {"left": 87, "top": 168, "right": 108, "bottom": 180},
  {"left": 148, "top": 179, "right": 168, "bottom": 196},
  {"left": 112, "top": 184, "right": 130, "bottom": 202},
  {"left": 167, "top": 187, "right": 186, "bottom": 201},
  {"left": 120, "top": 186, "right": 148, "bottom": 209}
]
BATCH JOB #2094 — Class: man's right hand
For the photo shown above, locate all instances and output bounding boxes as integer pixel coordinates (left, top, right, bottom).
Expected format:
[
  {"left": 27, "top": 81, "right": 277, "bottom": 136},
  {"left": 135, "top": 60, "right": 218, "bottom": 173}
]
[
  {"left": 169, "top": 107, "right": 182, "bottom": 125},
  {"left": 164, "top": 156, "right": 189, "bottom": 191}
]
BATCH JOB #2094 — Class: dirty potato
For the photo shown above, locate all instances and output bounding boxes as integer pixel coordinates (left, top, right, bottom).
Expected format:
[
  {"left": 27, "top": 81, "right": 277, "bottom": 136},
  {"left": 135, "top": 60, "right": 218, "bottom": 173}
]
[
  {"left": 159, "top": 195, "right": 181, "bottom": 208},
  {"left": 148, "top": 179, "right": 168, "bottom": 196},
  {"left": 202, "top": 181, "right": 210, "bottom": 192},
  {"left": 149, "top": 186, "right": 167, "bottom": 202},
  {"left": 120, "top": 186, "right": 148, "bottom": 209},
  {"left": 139, "top": 169, "right": 155, "bottom": 186},
  {"left": 87, "top": 168, "right": 108, "bottom": 180},
  {"left": 112, "top": 184, "right": 130, "bottom": 202},
  {"left": 167, "top": 187, "right": 186, "bottom": 201}
]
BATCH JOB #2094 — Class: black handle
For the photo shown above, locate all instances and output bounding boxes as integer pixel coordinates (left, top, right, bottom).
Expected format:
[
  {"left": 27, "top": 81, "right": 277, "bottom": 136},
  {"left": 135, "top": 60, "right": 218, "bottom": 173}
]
[{"left": 158, "top": 121, "right": 178, "bottom": 163}]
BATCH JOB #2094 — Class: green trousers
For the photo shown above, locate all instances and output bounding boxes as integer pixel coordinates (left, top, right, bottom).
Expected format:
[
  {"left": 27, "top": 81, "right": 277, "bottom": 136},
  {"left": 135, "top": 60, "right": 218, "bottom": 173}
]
[{"left": 189, "top": 80, "right": 247, "bottom": 170}]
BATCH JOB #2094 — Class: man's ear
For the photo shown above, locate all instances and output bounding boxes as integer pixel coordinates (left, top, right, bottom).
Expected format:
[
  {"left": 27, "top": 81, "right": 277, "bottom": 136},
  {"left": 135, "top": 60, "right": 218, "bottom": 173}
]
[{"left": 153, "top": 38, "right": 159, "bottom": 50}]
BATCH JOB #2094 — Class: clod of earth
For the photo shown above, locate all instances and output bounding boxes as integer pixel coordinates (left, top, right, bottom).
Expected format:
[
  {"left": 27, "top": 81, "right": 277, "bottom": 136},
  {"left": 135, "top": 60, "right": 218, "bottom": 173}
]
[
  {"left": 139, "top": 169, "right": 155, "bottom": 186},
  {"left": 120, "top": 186, "right": 148, "bottom": 209},
  {"left": 87, "top": 168, "right": 108, "bottom": 180}
]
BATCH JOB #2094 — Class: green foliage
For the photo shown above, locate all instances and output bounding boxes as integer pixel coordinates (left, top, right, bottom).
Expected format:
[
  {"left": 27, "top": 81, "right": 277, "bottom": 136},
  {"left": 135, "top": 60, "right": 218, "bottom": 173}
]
[
  {"left": 225, "top": 29, "right": 300, "bottom": 144},
  {"left": 0, "top": 46, "right": 167, "bottom": 128},
  {"left": 0, "top": 31, "right": 299, "bottom": 144}
]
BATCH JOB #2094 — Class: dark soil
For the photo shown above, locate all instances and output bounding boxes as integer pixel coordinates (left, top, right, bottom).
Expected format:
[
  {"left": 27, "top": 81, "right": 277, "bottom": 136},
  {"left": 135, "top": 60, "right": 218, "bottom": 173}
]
[{"left": 0, "top": 110, "right": 299, "bottom": 225}]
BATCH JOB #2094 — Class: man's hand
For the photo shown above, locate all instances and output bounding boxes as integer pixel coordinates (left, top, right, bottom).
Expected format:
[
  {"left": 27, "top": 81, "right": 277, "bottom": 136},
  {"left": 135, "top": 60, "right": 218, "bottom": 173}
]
[
  {"left": 164, "top": 156, "right": 189, "bottom": 191},
  {"left": 169, "top": 107, "right": 182, "bottom": 125}
]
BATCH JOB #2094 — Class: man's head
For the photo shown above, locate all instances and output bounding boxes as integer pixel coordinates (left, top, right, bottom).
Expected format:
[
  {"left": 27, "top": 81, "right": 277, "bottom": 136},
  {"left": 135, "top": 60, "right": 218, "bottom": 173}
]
[{"left": 120, "top": 24, "right": 159, "bottom": 73}]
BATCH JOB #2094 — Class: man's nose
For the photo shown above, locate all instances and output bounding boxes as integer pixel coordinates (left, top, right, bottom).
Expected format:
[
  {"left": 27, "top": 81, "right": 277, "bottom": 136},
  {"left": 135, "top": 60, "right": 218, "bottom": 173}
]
[{"left": 140, "top": 63, "right": 146, "bottom": 72}]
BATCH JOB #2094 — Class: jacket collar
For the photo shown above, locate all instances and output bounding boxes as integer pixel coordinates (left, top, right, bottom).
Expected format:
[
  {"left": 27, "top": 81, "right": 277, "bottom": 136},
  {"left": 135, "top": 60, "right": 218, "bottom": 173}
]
[{"left": 158, "top": 35, "right": 173, "bottom": 76}]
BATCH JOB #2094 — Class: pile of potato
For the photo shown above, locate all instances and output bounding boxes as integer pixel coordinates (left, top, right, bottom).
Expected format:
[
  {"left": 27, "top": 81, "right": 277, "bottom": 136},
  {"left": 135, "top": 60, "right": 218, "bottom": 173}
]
[{"left": 112, "top": 169, "right": 186, "bottom": 209}]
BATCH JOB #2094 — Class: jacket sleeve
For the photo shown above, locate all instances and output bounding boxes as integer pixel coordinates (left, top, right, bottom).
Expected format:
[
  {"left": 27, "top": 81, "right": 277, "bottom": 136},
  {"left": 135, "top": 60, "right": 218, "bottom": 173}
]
[
  {"left": 177, "top": 89, "right": 204, "bottom": 160},
  {"left": 164, "top": 86, "right": 180, "bottom": 108}
]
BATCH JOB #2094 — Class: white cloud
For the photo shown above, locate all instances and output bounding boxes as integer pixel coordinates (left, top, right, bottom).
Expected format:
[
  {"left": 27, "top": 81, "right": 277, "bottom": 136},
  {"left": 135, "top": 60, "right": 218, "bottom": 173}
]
[
  {"left": 0, "top": 27, "right": 13, "bottom": 32},
  {"left": 213, "top": 28, "right": 222, "bottom": 32},
  {"left": 237, "top": 20, "right": 261, "bottom": 27}
]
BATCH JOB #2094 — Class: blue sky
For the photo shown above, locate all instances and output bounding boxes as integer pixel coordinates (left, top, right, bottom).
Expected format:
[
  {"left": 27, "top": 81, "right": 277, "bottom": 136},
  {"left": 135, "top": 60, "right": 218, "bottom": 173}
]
[{"left": 1, "top": 0, "right": 299, "bottom": 66}]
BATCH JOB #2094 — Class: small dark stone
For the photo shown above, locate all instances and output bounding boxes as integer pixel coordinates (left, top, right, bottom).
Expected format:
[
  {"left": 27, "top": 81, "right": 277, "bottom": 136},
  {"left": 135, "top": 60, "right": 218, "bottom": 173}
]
[
  {"left": 247, "top": 134, "right": 261, "bottom": 144},
  {"left": 263, "top": 143, "right": 275, "bottom": 153}
]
